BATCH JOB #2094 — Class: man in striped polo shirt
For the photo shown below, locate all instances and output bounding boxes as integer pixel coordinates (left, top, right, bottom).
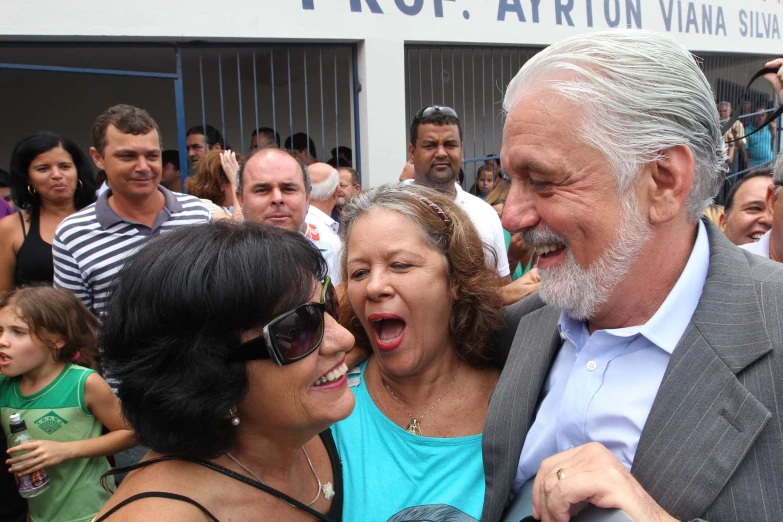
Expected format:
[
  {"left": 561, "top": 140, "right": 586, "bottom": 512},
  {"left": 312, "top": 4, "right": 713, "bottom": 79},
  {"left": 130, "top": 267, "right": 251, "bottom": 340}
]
[{"left": 53, "top": 105, "right": 210, "bottom": 316}]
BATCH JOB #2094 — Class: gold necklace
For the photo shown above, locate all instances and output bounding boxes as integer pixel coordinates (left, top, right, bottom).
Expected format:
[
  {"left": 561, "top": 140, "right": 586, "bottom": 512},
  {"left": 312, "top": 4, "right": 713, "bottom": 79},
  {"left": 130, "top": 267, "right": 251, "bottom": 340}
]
[{"left": 382, "top": 365, "right": 460, "bottom": 436}]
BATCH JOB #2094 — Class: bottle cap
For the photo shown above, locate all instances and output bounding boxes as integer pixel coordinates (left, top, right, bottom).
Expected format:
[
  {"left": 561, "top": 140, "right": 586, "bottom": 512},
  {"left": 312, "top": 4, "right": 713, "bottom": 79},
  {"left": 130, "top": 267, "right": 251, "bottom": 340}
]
[{"left": 9, "top": 413, "right": 27, "bottom": 433}]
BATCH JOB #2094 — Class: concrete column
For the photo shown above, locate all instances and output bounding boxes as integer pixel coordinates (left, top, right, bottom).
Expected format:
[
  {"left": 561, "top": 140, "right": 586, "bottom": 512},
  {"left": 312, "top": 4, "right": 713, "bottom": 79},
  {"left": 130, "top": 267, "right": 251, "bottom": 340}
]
[{"left": 356, "top": 38, "right": 408, "bottom": 188}]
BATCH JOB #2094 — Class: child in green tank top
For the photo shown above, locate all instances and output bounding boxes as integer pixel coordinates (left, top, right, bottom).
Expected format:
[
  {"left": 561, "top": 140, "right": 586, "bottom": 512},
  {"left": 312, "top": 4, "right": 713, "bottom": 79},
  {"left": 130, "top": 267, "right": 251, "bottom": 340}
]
[{"left": 0, "top": 287, "right": 136, "bottom": 522}]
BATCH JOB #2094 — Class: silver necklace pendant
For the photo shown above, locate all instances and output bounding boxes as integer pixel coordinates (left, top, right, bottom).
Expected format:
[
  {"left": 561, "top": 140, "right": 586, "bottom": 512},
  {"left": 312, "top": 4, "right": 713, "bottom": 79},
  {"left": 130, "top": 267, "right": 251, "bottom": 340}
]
[
  {"left": 406, "top": 418, "right": 423, "bottom": 436},
  {"left": 322, "top": 481, "right": 335, "bottom": 500}
]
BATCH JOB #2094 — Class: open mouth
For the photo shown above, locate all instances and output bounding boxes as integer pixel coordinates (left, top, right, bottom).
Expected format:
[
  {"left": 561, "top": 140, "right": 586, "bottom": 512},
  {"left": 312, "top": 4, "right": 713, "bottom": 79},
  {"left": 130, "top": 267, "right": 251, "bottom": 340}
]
[
  {"left": 369, "top": 314, "right": 407, "bottom": 351},
  {"left": 313, "top": 362, "right": 348, "bottom": 387},
  {"left": 0, "top": 353, "right": 11, "bottom": 366},
  {"left": 534, "top": 243, "right": 566, "bottom": 258},
  {"left": 750, "top": 233, "right": 764, "bottom": 242}
]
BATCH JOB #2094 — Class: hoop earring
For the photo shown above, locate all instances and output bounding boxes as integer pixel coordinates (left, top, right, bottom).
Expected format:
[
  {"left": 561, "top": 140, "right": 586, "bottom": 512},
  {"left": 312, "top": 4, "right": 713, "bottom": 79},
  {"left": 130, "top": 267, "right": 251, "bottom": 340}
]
[
  {"left": 229, "top": 407, "right": 240, "bottom": 426},
  {"left": 27, "top": 185, "right": 36, "bottom": 196},
  {"left": 77, "top": 179, "right": 83, "bottom": 189}
]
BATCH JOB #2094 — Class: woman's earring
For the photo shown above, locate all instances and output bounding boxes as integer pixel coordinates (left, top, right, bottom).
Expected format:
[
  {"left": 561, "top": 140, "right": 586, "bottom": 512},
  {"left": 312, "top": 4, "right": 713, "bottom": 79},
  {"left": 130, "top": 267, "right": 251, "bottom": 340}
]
[
  {"left": 77, "top": 179, "right": 83, "bottom": 189},
  {"left": 229, "top": 407, "right": 240, "bottom": 426},
  {"left": 27, "top": 185, "right": 36, "bottom": 196}
]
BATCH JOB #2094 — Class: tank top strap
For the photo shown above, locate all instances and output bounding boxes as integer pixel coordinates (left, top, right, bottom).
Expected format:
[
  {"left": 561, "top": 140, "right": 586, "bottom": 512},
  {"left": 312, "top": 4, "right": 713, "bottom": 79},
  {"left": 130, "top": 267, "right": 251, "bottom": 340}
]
[
  {"left": 18, "top": 211, "right": 26, "bottom": 238},
  {"left": 92, "top": 491, "right": 219, "bottom": 522},
  {"left": 99, "top": 454, "right": 336, "bottom": 522},
  {"left": 29, "top": 207, "right": 41, "bottom": 236}
]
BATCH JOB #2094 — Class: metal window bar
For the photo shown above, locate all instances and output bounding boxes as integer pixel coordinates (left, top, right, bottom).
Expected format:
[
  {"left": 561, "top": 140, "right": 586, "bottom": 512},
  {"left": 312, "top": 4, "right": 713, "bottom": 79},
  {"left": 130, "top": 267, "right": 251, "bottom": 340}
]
[
  {"left": 236, "top": 52, "right": 245, "bottom": 154},
  {"left": 287, "top": 49, "right": 293, "bottom": 154},
  {"left": 0, "top": 42, "right": 360, "bottom": 190},
  {"left": 319, "top": 49, "right": 326, "bottom": 160},
  {"left": 252, "top": 50, "right": 260, "bottom": 150},
  {"left": 304, "top": 49, "right": 311, "bottom": 164},
  {"left": 217, "top": 51, "right": 227, "bottom": 149},
  {"left": 199, "top": 54, "right": 208, "bottom": 158}
]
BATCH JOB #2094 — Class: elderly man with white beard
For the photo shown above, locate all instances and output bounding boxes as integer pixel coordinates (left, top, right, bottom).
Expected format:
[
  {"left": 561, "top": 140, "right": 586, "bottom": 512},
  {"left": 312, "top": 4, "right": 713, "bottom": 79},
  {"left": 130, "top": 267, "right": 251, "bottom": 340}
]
[{"left": 481, "top": 31, "right": 783, "bottom": 522}]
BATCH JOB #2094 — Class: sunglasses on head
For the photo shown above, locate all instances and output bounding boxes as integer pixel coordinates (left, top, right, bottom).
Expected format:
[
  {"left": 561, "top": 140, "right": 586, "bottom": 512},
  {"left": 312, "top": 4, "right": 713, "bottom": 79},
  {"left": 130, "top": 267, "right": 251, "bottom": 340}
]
[
  {"left": 415, "top": 105, "right": 459, "bottom": 120},
  {"left": 227, "top": 277, "right": 339, "bottom": 365}
]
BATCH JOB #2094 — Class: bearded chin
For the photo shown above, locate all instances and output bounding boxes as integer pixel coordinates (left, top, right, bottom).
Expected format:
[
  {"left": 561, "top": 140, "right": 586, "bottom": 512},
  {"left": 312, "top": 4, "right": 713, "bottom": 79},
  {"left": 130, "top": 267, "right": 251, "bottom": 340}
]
[{"left": 537, "top": 194, "right": 652, "bottom": 321}]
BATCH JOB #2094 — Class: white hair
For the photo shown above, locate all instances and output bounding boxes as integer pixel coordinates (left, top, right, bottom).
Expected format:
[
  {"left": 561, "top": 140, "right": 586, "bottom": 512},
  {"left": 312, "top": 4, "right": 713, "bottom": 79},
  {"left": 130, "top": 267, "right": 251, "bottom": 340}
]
[
  {"left": 309, "top": 168, "right": 339, "bottom": 201},
  {"left": 504, "top": 30, "right": 727, "bottom": 220}
]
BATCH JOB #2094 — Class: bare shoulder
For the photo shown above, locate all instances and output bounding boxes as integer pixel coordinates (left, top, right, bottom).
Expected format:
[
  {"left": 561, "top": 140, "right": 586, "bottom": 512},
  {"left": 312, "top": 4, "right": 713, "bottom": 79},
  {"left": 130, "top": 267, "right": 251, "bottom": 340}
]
[
  {"left": 95, "top": 495, "right": 214, "bottom": 522},
  {"left": 0, "top": 211, "right": 24, "bottom": 250},
  {"left": 98, "top": 460, "right": 216, "bottom": 521},
  {"left": 0, "top": 210, "right": 23, "bottom": 235}
]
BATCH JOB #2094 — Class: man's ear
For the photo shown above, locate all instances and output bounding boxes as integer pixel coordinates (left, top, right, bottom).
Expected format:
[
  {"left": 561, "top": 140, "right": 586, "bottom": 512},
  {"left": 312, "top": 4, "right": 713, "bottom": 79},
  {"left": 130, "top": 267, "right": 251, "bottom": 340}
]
[
  {"left": 767, "top": 183, "right": 778, "bottom": 218},
  {"left": 89, "top": 147, "right": 105, "bottom": 171},
  {"left": 407, "top": 143, "right": 415, "bottom": 163},
  {"left": 643, "top": 144, "right": 695, "bottom": 225},
  {"left": 719, "top": 211, "right": 728, "bottom": 232}
]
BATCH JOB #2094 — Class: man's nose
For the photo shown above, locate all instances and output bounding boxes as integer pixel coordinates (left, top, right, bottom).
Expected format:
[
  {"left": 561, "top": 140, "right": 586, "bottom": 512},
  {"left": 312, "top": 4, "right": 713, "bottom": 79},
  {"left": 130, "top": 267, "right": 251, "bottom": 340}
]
[
  {"left": 135, "top": 156, "right": 149, "bottom": 172},
  {"left": 502, "top": 183, "right": 540, "bottom": 232}
]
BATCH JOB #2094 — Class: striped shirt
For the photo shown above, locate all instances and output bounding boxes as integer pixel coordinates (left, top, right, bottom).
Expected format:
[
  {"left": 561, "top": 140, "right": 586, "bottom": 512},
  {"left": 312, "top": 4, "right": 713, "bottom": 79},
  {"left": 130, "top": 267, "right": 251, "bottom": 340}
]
[{"left": 53, "top": 187, "right": 210, "bottom": 316}]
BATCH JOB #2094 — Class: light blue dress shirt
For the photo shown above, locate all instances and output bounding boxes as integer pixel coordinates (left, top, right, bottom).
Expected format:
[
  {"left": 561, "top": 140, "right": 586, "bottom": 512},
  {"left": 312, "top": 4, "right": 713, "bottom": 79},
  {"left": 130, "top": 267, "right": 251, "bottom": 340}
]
[{"left": 513, "top": 221, "right": 710, "bottom": 494}]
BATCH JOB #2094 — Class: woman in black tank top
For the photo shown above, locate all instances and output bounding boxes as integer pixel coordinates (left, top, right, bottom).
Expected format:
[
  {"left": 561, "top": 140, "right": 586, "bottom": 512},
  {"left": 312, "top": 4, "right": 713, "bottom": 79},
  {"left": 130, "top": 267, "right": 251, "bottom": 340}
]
[
  {"left": 93, "top": 223, "right": 356, "bottom": 521},
  {"left": 0, "top": 132, "right": 96, "bottom": 291}
]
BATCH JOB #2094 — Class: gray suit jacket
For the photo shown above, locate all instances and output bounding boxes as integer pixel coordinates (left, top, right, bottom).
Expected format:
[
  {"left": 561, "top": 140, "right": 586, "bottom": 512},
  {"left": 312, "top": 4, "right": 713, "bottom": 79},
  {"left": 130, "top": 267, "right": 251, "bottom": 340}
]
[{"left": 481, "top": 222, "right": 783, "bottom": 522}]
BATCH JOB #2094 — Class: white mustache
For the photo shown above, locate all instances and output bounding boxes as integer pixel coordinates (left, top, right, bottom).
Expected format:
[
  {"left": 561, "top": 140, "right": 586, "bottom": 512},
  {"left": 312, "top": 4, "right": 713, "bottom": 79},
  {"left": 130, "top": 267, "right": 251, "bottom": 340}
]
[{"left": 521, "top": 222, "right": 567, "bottom": 248}]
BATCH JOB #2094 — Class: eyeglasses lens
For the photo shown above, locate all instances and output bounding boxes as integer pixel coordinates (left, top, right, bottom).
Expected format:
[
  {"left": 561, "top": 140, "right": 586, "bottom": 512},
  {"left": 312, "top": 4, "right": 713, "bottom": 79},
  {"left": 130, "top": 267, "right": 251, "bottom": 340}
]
[{"left": 273, "top": 304, "right": 323, "bottom": 361}]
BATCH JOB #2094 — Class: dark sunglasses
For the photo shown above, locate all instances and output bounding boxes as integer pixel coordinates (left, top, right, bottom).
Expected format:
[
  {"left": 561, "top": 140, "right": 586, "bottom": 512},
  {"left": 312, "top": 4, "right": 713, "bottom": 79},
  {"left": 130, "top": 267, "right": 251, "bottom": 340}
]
[
  {"left": 415, "top": 105, "right": 459, "bottom": 120},
  {"left": 227, "top": 278, "right": 339, "bottom": 365},
  {"left": 723, "top": 66, "right": 783, "bottom": 144}
]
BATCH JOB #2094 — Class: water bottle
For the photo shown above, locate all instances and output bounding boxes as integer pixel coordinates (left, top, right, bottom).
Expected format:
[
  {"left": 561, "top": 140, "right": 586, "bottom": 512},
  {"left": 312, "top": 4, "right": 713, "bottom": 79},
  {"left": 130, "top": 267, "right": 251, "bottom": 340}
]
[{"left": 8, "top": 413, "right": 49, "bottom": 498}]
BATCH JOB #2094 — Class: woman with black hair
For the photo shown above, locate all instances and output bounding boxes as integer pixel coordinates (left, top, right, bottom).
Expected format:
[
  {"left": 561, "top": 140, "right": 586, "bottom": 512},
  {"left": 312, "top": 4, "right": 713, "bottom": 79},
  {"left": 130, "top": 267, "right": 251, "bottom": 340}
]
[
  {"left": 0, "top": 131, "right": 97, "bottom": 291},
  {"left": 94, "top": 221, "right": 355, "bottom": 522}
]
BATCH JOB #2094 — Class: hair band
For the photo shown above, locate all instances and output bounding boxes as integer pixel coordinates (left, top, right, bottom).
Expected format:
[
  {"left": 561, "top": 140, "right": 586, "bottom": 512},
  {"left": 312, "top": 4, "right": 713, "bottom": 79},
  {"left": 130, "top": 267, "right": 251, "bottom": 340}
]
[{"left": 412, "top": 194, "right": 452, "bottom": 228}]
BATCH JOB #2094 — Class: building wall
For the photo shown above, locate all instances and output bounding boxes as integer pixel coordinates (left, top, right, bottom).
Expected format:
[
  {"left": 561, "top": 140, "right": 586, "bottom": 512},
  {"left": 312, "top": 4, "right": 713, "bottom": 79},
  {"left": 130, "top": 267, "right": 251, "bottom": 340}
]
[{"left": 2, "top": 0, "right": 783, "bottom": 186}]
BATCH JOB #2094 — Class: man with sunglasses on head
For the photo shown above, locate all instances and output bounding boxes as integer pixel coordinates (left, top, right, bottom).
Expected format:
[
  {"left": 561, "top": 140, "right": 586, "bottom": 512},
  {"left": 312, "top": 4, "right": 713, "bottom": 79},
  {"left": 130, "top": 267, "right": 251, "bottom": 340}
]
[{"left": 408, "top": 106, "right": 539, "bottom": 305}]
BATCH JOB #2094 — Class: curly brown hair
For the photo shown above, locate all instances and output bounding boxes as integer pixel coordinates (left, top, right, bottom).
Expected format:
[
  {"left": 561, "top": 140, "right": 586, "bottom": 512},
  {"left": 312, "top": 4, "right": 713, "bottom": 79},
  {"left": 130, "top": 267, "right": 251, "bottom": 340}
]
[
  {"left": 185, "top": 150, "right": 244, "bottom": 207},
  {"left": 339, "top": 183, "right": 504, "bottom": 366},
  {"left": 0, "top": 286, "right": 98, "bottom": 368}
]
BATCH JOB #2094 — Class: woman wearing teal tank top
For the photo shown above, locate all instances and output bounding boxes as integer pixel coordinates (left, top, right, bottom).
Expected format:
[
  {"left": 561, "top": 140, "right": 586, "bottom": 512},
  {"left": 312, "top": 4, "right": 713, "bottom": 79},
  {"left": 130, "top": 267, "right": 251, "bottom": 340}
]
[
  {"left": 0, "top": 287, "right": 135, "bottom": 522},
  {"left": 333, "top": 185, "right": 506, "bottom": 522}
]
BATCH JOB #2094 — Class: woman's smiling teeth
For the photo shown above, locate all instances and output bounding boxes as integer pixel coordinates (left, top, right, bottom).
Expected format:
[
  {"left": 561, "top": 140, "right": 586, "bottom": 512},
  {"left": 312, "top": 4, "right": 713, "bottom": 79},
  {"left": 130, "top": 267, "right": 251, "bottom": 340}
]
[{"left": 313, "top": 362, "right": 348, "bottom": 386}]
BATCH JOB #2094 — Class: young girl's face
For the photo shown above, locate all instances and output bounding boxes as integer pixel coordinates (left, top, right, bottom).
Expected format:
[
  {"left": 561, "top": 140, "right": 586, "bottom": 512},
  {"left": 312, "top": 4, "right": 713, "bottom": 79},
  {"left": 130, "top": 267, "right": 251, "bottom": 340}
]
[{"left": 0, "top": 306, "right": 57, "bottom": 378}]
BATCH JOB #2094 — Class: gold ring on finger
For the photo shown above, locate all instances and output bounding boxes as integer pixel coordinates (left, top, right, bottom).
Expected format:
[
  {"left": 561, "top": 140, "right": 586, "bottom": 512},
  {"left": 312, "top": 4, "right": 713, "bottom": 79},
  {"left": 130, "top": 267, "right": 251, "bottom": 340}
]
[{"left": 556, "top": 468, "right": 566, "bottom": 481}]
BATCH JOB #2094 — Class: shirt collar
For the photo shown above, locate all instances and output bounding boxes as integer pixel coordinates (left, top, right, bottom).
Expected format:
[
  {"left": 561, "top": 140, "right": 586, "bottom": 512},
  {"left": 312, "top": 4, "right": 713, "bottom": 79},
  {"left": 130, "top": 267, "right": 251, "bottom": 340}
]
[
  {"left": 757, "top": 230, "right": 772, "bottom": 258},
  {"left": 96, "top": 185, "right": 183, "bottom": 229},
  {"left": 307, "top": 205, "right": 337, "bottom": 229},
  {"left": 557, "top": 220, "right": 710, "bottom": 354}
]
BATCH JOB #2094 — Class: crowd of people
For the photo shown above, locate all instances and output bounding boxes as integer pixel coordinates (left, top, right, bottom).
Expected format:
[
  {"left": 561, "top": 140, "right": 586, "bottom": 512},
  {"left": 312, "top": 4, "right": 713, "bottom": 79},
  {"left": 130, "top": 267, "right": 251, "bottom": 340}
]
[{"left": 1, "top": 29, "right": 783, "bottom": 522}]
